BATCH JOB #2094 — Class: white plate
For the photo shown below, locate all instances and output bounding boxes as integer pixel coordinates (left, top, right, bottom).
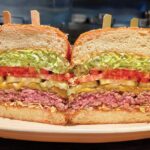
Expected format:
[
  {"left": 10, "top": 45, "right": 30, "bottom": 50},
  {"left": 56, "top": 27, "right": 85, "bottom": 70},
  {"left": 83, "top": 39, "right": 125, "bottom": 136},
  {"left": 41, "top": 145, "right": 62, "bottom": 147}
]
[{"left": 0, "top": 117, "right": 150, "bottom": 143}]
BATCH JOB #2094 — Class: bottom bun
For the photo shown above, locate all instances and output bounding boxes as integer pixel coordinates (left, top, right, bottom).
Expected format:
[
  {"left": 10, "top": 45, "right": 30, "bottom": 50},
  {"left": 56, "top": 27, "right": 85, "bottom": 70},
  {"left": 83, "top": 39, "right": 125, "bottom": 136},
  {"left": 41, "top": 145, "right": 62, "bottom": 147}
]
[
  {"left": 69, "top": 109, "right": 150, "bottom": 124},
  {"left": 0, "top": 104, "right": 66, "bottom": 125}
]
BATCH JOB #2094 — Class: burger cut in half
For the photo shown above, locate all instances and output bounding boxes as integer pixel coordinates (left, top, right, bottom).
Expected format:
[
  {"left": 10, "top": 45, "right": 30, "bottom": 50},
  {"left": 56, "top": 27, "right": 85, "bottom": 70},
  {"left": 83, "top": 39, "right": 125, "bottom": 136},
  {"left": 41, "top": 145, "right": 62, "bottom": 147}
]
[
  {"left": 0, "top": 24, "right": 71, "bottom": 125},
  {"left": 69, "top": 28, "right": 150, "bottom": 124}
]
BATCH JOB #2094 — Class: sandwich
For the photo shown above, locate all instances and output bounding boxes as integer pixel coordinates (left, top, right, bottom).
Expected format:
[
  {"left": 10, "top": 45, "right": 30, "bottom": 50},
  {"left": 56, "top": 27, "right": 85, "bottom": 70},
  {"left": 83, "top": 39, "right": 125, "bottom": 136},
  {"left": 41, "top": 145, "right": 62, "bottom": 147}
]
[
  {"left": 0, "top": 24, "right": 71, "bottom": 125},
  {"left": 68, "top": 27, "right": 150, "bottom": 124}
]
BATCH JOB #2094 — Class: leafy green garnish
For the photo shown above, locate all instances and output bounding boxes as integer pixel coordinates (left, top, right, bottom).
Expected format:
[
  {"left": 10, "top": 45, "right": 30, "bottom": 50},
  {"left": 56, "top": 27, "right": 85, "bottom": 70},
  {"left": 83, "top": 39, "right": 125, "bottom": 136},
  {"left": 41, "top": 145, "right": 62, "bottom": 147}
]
[
  {"left": 73, "top": 52, "right": 150, "bottom": 75},
  {"left": 0, "top": 49, "right": 69, "bottom": 74}
]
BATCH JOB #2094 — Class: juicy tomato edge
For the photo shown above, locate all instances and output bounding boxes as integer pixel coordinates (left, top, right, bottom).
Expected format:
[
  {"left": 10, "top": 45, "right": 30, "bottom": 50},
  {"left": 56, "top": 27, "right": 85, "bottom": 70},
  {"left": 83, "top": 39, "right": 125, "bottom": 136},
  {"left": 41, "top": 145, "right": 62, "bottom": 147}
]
[
  {"left": 0, "top": 66, "right": 73, "bottom": 82},
  {"left": 75, "top": 69, "right": 150, "bottom": 84}
]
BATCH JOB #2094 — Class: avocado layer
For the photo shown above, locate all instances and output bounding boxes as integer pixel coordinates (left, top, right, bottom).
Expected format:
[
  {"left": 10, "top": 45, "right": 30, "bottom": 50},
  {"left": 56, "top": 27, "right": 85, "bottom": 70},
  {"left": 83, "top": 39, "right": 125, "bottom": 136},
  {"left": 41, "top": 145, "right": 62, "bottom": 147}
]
[
  {"left": 0, "top": 49, "right": 69, "bottom": 74},
  {"left": 73, "top": 52, "right": 150, "bottom": 75}
]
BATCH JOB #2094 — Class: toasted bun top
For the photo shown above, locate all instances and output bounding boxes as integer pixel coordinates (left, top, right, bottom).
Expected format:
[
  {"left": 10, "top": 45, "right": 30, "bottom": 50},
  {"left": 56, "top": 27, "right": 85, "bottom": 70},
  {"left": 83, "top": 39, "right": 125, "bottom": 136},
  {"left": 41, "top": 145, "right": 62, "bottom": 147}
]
[
  {"left": 0, "top": 24, "right": 70, "bottom": 58},
  {"left": 72, "top": 27, "right": 150, "bottom": 65}
]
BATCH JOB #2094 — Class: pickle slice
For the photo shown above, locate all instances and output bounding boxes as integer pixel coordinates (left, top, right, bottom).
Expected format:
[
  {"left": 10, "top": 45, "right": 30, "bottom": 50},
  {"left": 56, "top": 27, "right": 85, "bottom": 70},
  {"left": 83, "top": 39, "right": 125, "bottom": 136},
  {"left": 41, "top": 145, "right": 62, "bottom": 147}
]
[
  {"left": 100, "top": 79, "right": 137, "bottom": 86},
  {"left": 139, "top": 83, "right": 150, "bottom": 88}
]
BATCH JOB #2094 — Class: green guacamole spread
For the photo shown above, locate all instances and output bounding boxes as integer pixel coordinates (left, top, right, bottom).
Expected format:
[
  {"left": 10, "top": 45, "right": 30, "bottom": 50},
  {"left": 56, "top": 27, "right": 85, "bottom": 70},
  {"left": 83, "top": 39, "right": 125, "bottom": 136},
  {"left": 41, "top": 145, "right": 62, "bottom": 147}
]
[
  {"left": 0, "top": 49, "right": 69, "bottom": 74},
  {"left": 73, "top": 52, "right": 150, "bottom": 75}
]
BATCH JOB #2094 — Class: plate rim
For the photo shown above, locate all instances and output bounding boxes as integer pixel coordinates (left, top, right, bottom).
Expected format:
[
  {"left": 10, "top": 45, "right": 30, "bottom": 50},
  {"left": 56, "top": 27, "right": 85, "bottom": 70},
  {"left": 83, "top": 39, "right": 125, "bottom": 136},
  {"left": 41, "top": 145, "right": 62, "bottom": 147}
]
[{"left": 0, "top": 118, "right": 150, "bottom": 134}]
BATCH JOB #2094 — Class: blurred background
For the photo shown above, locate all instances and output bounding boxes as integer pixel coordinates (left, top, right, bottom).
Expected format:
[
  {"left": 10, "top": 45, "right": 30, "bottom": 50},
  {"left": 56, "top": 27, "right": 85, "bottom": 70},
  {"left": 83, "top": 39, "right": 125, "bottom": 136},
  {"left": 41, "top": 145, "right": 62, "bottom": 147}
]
[{"left": 0, "top": 0, "right": 149, "bottom": 43}]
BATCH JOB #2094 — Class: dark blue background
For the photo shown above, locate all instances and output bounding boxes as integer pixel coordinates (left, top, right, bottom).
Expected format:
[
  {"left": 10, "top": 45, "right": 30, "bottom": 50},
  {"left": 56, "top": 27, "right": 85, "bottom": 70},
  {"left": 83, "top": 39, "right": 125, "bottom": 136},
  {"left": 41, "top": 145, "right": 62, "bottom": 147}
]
[{"left": 0, "top": 0, "right": 149, "bottom": 42}]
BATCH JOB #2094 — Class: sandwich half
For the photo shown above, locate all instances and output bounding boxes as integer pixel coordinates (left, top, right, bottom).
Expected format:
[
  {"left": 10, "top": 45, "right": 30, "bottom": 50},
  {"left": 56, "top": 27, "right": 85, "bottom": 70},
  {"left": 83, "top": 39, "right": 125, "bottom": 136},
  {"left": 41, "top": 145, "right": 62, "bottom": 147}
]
[
  {"left": 0, "top": 24, "right": 71, "bottom": 125},
  {"left": 69, "top": 27, "right": 150, "bottom": 124}
]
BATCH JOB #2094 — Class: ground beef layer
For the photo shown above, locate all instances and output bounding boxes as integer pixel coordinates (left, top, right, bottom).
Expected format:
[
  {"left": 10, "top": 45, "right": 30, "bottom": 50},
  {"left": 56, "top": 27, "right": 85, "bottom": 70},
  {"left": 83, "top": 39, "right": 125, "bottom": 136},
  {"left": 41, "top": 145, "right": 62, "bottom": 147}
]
[
  {"left": 0, "top": 89, "right": 67, "bottom": 111},
  {"left": 69, "top": 91, "right": 150, "bottom": 110}
]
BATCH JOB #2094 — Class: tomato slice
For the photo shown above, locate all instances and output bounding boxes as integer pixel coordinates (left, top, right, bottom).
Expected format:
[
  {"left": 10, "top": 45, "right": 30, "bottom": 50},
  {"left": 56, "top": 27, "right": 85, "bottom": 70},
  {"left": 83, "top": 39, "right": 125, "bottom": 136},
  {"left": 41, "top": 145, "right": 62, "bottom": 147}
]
[
  {"left": 0, "top": 67, "right": 54, "bottom": 77},
  {"left": 89, "top": 68, "right": 102, "bottom": 75},
  {"left": 75, "top": 74, "right": 102, "bottom": 84},
  {"left": 40, "top": 69, "right": 50, "bottom": 75},
  {"left": 75, "top": 69, "right": 150, "bottom": 84},
  {"left": 0, "top": 66, "right": 71, "bottom": 82},
  {"left": 0, "top": 67, "right": 37, "bottom": 77},
  {"left": 42, "top": 74, "right": 65, "bottom": 82},
  {"left": 42, "top": 73, "right": 73, "bottom": 82},
  {"left": 102, "top": 69, "right": 150, "bottom": 83}
]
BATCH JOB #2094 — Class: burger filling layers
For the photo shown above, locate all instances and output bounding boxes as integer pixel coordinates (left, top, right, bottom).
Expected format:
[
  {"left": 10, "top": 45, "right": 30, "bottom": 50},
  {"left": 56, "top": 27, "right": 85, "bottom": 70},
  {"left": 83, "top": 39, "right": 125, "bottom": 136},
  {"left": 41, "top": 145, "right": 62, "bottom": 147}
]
[
  {"left": 0, "top": 49, "right": 71, "bottom": 110},
  {"left": 0, "top": 49, "right": 69, "bottom": 74},
  {"left": 69, "top": 52, "right": 150, "bottom": 112},
  {"left": 73, "top": 52, "right": 150, "bottom": 75}
]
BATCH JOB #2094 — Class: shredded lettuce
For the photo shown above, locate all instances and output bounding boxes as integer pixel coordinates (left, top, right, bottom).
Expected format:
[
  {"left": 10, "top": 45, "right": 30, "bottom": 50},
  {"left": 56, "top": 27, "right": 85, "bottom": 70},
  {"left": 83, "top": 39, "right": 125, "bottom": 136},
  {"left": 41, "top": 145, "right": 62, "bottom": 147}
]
[
  {"left": 74, "top": 52, "right": 150, "bottom": 75},
  {"left": 0, "top": 49, "right": 69, "bottom": 74}
]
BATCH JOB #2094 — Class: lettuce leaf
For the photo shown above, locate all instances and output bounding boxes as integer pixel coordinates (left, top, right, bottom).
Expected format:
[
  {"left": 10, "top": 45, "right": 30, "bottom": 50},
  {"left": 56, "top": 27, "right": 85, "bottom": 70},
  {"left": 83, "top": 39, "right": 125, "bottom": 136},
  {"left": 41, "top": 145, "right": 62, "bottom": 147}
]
[
  {"left": 0, "top": 49, "right": 69, "bottom": 74},
  {"left": 74, "top": 52, "right": 150, "bottom": 75}
]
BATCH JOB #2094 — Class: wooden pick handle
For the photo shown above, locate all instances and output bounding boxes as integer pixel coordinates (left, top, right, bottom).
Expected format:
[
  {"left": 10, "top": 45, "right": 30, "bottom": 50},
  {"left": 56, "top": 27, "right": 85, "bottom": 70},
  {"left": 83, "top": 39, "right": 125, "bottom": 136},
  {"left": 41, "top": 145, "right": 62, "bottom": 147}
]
[
  {"left": 102, "top": 14, "right": 112, "bottom": 28},
  {"left": 31, "top": 10, "right": 40, "bottom": 25},
  {"left": 3, "top": 11, "right": 12, "bottom": 24},
  {"left": 130, "top": 18, "right": 139, "bottom": 27}
]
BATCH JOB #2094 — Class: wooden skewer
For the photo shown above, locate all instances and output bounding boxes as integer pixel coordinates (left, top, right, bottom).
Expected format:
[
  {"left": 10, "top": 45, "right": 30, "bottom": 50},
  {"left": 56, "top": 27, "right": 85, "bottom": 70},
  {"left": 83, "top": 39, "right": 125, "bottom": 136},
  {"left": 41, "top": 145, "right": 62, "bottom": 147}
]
[
  {"left": 130, "top": 18, "right": 139, "bottom": 27},
  {"left": 31, "top": 10, "right": 40, "bottom": 25},
  {"left": 102, "top": 14, "right": 112, "bottom": 28},
  {"left": 3, "top": 11, "right": 12, "bottom": 24}
]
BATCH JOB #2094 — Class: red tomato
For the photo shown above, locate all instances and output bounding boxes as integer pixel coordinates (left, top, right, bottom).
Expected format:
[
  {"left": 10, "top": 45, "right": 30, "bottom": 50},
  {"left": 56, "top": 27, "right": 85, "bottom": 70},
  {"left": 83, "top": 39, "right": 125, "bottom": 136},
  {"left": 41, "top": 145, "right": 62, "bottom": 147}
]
[
  {"left": 0, "top": 67, "right": 70, "bottom": 82},
  {"left": 52, "top": 74, "right": 66, "bottom": 81},
  {"left": 90, "top": 68, "right": 102, "bottom": 75},
  {"left": 15, "top": 67, "right": 32, "bottom": 76},
  {"left": 65, "top": 73, "right": 74, "bottom": 80},
  {"left": 40, "top": 70, "right": 74, "bottom": 82},
  {"left": 40, "top": 69, "right": 50, "bottom": 75},
  {"left": 0, "top": 67, "right": 27, "bottom": 77},
  {"left": 0, "top": 67, "right": 8, "bottom": 76},
  {"left": 40, "top": 70, "right": 73, "bottom": 81},
  {"left": 141, "top": 78, "right": 149, "bottom": 83},
  {"left": 41, "top": 74, "right": 66, "bottom": 82},
  {"left": 102, "top": 69, "right": 150, "bottom": 83},
  {"left": 75, "top": 74, "right": 102, "bottom": 84},
  {"left": 76, "top": 69, "right": 150, "bottom": 84}
]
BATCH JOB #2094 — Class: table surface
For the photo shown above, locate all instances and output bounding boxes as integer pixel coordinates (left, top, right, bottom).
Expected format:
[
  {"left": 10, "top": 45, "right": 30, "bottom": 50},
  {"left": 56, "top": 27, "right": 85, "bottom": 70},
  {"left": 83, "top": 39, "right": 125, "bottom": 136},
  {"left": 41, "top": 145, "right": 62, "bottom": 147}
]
[{"left": 0, "top": 138, "right": 150, "bottom": 150}]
